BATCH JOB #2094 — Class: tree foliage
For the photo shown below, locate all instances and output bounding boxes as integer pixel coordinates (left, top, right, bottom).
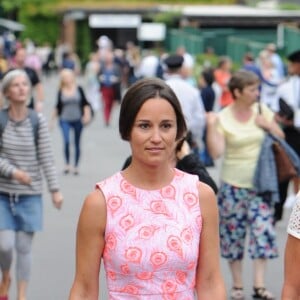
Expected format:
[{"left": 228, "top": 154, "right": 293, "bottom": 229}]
[
  {"left": 19, "top": 13, "right": 60, "bottom": 46},
  {"left": 1, "top": 0, "right": 60, "bottom": 16},
  {"left": 1, "top": 0, "right": 237, "bottom": 14},
  {"left": 152, "top": 11, "right": 181, "bottom": 28},
  {"left": 1, "top": 0, "right": 23, "bottom": 12}
]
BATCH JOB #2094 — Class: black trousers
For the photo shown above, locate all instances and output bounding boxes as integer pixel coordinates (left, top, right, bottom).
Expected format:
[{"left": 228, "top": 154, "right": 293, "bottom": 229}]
[{"left": 274, "top": 179, "right": 290, "bottom": 223}]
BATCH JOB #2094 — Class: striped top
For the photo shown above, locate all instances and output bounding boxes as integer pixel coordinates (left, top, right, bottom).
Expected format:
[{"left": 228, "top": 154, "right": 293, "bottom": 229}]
[{"left": 0, "top": 112, "right": 59, "bottom": 195}]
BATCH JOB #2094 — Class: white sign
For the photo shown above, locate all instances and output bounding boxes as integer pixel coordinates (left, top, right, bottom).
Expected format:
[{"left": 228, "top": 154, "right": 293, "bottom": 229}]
[
  {"left": 89, "top": 14, "right": 141, "bottom": 28},
  {"left": 138, "top": 23, "right": 166, "bottom": 41}
]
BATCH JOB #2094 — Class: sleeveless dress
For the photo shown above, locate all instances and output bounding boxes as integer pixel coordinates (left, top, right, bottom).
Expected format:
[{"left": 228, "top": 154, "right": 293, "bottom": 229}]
[
  {"left": 287, "top": 193, "right": 300, "bottom": 239},
  {"left": 96, "top": 169, "right": 202, "bottom": 299}
]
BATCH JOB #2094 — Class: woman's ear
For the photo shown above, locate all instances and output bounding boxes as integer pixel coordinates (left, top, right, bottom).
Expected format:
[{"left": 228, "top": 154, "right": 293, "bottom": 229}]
[
  {"left": 126, "top": 132, "right": 132, "bottom": 142},
  {"left": 232, "top": 88, "right": 240, "bottom": 99}
]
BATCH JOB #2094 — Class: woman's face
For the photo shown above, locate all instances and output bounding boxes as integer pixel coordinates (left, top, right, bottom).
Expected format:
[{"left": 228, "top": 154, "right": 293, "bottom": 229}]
[
  {"left": 129, "top": 98, "right": 178, "bottom": 167},
  {"left": 222, "top": 60, "right": 231, "bottom": 71},
  {"left": 240, "top": 83, "right": 260, "bottom": 104},
  {"left": 61, "top": 71, "right": 75, "bottom": 86},
  {"left": 5, "top": 74, "right": 30, "bottom": 104}
]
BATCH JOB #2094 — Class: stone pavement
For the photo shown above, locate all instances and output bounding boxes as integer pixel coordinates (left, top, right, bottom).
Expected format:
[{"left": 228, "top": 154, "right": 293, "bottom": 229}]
[{"left": 7, "top": 74, "right": 291, "bottom": 299}]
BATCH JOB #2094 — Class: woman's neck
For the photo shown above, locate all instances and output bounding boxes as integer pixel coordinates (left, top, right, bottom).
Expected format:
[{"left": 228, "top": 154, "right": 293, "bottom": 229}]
[
  {"left": 123, "top": 161, "right": 174, "bottom": 190},
  {"left": 231, "top": 99, "right": 250, "bottom": 110},
  {"left": 63, "top": 83, "right": 75, "bottom": 89},
  {"left": 61, "top": 83, "right": 77, "bottom": 95},
  {"left": 8, "top": 105, "right": 28, "bottom": 122},
  {"left": 231, "top": 101, "right": 253, "bottom": 122}
]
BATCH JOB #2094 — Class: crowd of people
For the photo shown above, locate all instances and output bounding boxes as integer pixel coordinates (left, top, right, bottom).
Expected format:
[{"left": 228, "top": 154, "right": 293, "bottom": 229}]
[{"left": 0, "top": 32, "right": 299, "bottom": 299}]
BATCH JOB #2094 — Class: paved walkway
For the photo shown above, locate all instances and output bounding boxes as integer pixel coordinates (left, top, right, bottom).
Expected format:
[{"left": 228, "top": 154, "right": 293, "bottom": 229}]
[{"left": 7, "top": 74, "right": 291, "bottom": 299}]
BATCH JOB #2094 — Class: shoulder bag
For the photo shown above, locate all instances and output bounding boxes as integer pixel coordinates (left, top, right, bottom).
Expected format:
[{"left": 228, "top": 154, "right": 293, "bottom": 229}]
[{"left": 259, "top": 103, "right": 297, "bottom": 183}]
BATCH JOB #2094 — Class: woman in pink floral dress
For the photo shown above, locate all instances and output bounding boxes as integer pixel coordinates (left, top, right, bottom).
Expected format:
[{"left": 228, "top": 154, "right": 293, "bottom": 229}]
[{"left": 68, "top": 78, "right": 226, "bottom": 299}]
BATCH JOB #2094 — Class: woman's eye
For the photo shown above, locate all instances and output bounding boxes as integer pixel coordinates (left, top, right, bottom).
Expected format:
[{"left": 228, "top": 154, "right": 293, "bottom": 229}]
[
  {"left": 162, "top": 123, "right": 172, "bottom": 129},
  {"left": 139, "top": 123, "right": 149, "bottom": 129}
]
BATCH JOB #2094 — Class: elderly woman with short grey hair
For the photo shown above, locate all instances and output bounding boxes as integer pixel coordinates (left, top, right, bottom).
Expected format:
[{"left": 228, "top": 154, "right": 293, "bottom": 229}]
[{"left": 0, "top": 69, "right": 63, "bottom": 300}]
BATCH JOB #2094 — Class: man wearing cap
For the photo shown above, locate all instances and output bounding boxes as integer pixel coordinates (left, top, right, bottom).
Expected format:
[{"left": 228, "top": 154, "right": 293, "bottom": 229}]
[
  {"left": 274, "top": 49, "right": 300, "bottom": 224},
  {"left": 164, "top": 54, "right": 206, "bottom": 152}
]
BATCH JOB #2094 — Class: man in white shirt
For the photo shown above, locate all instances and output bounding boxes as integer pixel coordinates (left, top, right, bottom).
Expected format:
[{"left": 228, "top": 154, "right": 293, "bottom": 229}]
[
  {"left": 164, "top": 54, "right": 206, "bottom": 151},
  {"left": 276, "top": 49, "right": 300, "bottom": 128},
  {"left": 274, "top": 49, "right": 300, "bottom": 223}
]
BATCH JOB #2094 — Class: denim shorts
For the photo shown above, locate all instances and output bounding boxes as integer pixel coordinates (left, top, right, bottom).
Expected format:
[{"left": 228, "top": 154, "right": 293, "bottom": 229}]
[{"left": 0, "top": 192, "right": 43, "bottom": 232}]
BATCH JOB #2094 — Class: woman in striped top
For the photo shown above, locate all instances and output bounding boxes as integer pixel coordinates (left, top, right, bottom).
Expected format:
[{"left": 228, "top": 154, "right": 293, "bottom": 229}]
[{"left": 0, "top": 69, "right": 63, "bottom": 300}]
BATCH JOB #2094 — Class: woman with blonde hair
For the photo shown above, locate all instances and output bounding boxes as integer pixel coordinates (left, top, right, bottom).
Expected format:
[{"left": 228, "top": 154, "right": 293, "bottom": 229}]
[{"left": 51, "top": 68, "right": 92, "bottom": 175}]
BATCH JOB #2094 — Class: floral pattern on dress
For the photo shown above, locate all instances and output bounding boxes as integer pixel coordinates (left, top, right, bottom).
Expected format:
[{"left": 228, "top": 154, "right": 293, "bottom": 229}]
[
  {"left": 218, "top": 182, "right": 278, "bottom": 260},
  {"left": 96, "top": 169, "right": 201, "bottom": 299}
]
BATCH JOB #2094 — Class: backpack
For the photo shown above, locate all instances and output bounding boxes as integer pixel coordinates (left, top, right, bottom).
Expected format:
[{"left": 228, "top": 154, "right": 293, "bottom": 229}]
[{"left": 0, "top": 108, "right": 39, "bottom": 149}]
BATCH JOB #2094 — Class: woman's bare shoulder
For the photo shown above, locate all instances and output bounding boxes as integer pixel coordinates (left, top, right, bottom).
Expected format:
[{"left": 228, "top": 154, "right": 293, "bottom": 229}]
[
  {"left": 79, "top": 189, "right": 107, "bottom": 229},
  {"left": 83, "top": 189, "right": 106, "bottom": 209},
  {"left": 197, "top": 181, "right": 216, "bottom": 199},
  {"left": 197, "top": 181, "right": 218, "bottom": 215}
]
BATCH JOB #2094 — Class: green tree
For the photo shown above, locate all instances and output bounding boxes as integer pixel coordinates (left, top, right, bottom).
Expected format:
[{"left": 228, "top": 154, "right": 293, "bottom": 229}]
[
  {"left": 1, "top": 0, "right": 61, "bottom": 46},
  {"left": 1, "top": 0, "right": 60, "bottom": 17}
]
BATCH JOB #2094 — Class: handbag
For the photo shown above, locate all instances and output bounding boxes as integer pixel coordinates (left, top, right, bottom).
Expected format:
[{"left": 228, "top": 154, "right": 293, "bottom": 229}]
[
  {"left": 278, "top": 98, "right": 294, "bottom": 120},
  {"left": 272, "top": 140, "right": 297, "bottom": 183},
  {"left": 258, "top": 102, "right": 297, "bottom": 183}
]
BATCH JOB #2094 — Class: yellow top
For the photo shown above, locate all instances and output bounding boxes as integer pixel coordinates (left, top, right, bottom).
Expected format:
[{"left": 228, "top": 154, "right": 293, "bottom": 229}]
[{"left": 217, "top": 102, "right": 274, "bottom": 188}]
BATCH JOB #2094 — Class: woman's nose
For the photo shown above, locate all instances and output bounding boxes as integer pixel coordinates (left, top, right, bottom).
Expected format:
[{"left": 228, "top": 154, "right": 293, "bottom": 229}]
[{"left": 150, "top": 128, "right": 162, "bottom": 142}]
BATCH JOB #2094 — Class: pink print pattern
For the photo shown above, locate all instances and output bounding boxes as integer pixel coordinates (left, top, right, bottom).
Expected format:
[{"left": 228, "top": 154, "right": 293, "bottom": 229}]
[
  {"left": 96, "top": 169, "right": 202, "bottom": 299},
  {"left": 119, "top": 214, "right": 135, "bottom": 231},
  {"left": 107, "top": 196, "right": 122, "bottom": 215},
  {"left": 149, "top": 200, "right": 171, "bottom": 216},
  {"left": 161, "top": 185, "right": 176, "bottom": 199},
  {"left": 176, "top": 271, "right": 187, "bottom": 284},
  {"left": 138, "top": 226, "right": 158, "bottom": 239},
  {"left": 150, "top": 251, "right": 167, "bottom": 268},
  {"left": 125, "top": 247, "right": 143, "bottom": 263},
  {"left": 183, "top": 193, "right": 198, "bottom": 211},
  {"left": 167, "top": 235, "right": 183, "bottom": 258},
  {"left": 181, "top": 228, "right": 193, "bottom": 245},
  {"left": 106, "top": 233, "right": 117, "bottom": 250}
]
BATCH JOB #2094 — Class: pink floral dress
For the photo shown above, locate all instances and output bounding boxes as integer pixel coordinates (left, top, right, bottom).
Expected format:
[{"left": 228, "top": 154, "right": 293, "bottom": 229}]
[{"left": 96, "top": 169, "right": 202, "bottom": 299}]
